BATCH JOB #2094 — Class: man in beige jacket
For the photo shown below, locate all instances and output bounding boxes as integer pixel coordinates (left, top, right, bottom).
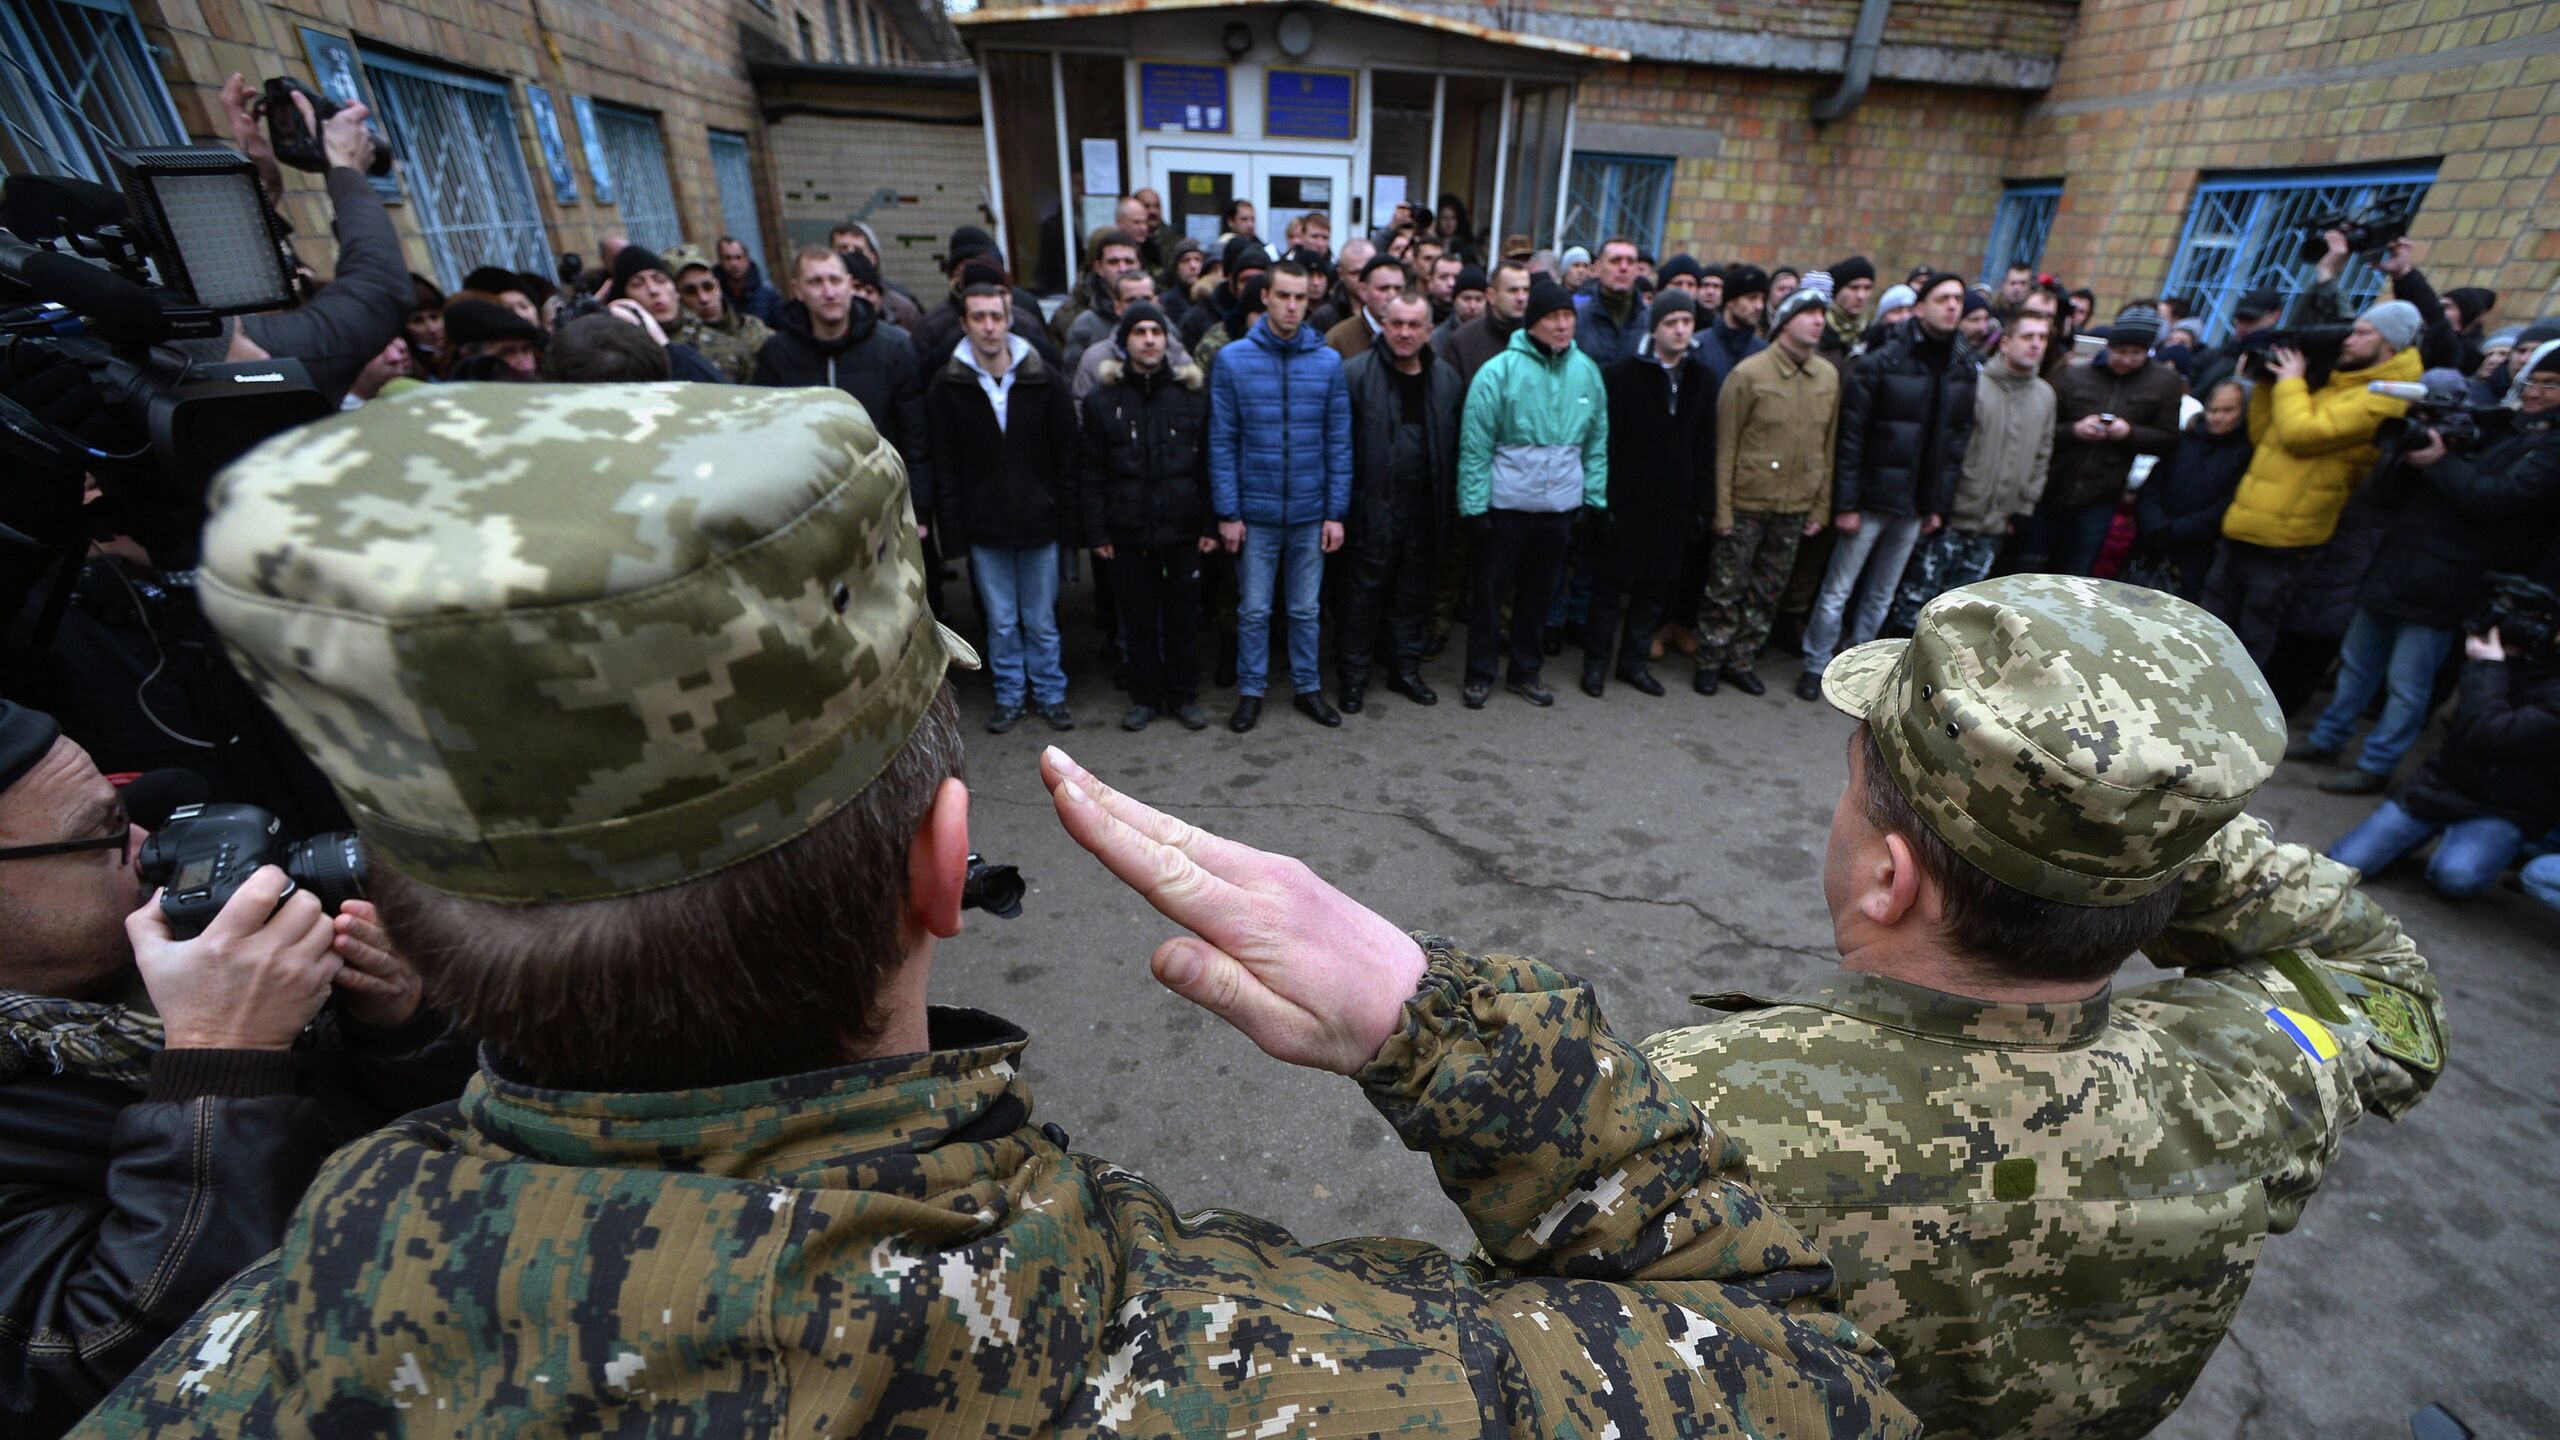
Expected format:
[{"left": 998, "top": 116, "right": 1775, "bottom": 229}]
[
  {"left": 1698, "top": 273, "right": 1841, "bottom": 696},
  {"left": 1889, "top": 311, "right": 2056, "bottom": 630}
]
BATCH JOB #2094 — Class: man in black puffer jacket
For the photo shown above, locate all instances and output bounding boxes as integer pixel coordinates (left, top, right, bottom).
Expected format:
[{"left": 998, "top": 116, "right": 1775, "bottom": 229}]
[
  {"left": 1796, "top": 272, "right": 1977, "bottom": 700},
  {"left": 2131, "top": 379, "right": 2255, "bottom": 601},
  {"left": 1338, "top": 294, "right": 1463, "bottom": 713},
  {"left": 1075, "top": 303, "right": 1215, "bottom": 733},
  {"left": 753, "top": 247, "right": 935, "bottom": 523},
  {"left": 0, "top": 704, "right": 474, "bottom": 1438},
  {"left": 2294, "top": 346, "right": 2560, "bottom": 795}
]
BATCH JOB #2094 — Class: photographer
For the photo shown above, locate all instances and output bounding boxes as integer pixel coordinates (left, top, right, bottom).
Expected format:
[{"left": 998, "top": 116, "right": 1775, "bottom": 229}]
[
  {"left": 2329, "top": 616, "right": 2560, "bottom": 898},
  {"left": 214, "top": 81, "right": 409, "bottom": 405},
  {"left": 2204, "top": 295, "right": 2422, "bottom": 665},
  {"left": 0, "top": 704, "right": 473, "bottom": 1437},
  {"left": 2292, "top": 343, "right": 2560, "bottom": 793}
]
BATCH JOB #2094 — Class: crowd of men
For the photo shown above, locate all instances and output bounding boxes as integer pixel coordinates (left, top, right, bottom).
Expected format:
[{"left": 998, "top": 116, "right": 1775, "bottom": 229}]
[{"left": 0, "top": 107, "right": 2538, "bottom": 1439}]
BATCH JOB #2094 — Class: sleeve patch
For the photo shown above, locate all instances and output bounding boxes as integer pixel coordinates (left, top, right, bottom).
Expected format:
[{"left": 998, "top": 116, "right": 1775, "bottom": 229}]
[
  {"left": 2266, "top": 1006, "right": 2340, "bottom": 1064},
  {"left": 2354, "top": 980, "right": 2443, "bottom": 1074}
]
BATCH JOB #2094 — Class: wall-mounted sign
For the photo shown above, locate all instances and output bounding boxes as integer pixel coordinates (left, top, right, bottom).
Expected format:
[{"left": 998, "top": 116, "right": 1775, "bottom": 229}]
[
  {"left": 524, "top": 84, "right": 579, "bottom": 205},
  {"left": 295, "top": 27, "right": 398, "bottom": 201},
  {"left": 570, "top": 94, "right": 614, "bottom": 204},
  {"left": 1139, "top": 62, "right": 1228, "bottom": 133},
  {"left": 1265, "top": 68, "right": 1354, "bottom": 141}
]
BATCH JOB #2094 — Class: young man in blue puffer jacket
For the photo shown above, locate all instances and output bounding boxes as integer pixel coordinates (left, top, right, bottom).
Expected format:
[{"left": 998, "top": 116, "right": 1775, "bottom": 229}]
[{"left": 1208, "top": 260, "right": 1354, "bottom": 732}]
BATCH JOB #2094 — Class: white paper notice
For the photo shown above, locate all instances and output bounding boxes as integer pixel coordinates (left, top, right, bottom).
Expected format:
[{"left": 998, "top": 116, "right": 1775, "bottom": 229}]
[
  {"left": 1302, "top": 178, "right": 1331, "bottom": 204},
  {"left": 1185, "top": 214, "right": 1223, "bottom": 246},
  {"left": 1080, "top": 139, "right": 1121, "bottom": 197},
  {"left": 1369, "top": 174, "right": 1406, "bottom": 225}
]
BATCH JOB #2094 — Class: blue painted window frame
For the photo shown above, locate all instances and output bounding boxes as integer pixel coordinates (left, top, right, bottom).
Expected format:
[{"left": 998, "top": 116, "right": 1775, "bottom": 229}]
[
  {"left": 1563, "top": 152, "right": 1674, "bottom": 258},
  {"left": 1979, "top": 180, "right": 2062, "bottom": 284},
  {"left": 2161, "top": 164, "right": 2437, "bottom": 344}
]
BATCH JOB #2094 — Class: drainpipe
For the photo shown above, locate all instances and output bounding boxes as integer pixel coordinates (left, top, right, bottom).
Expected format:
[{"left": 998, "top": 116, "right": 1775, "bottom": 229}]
[{"left": 1810, "top": 0, "right": 1892, "bottom": 124}]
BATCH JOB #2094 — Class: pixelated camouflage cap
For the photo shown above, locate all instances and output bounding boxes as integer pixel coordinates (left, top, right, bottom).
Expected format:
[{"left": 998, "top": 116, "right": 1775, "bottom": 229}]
[
  {"left": 198, "top": 383, "right": 977, "bottom": 904},
  {"left": 1820, "top": 575, "right": 2283, "bottom": 906}
]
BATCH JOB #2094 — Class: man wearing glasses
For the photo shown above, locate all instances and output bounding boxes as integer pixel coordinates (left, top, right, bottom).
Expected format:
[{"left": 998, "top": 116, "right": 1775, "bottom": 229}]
[{"left": 0, "top": 703, "right": 472, "bottom": 1438}]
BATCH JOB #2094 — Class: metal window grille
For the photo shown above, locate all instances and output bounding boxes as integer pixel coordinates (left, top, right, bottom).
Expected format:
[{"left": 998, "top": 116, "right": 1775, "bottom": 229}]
[
  {"left": 362, "top": 56, "right": 550, "bottom": 288},
  {"left": 1979, "top": 182, "right": 2061, "bottom": 284},
  {"left": 797, "top": 14, "right": 816, "bottom": 60},
  {"left": 1, "top": 0, "right": 185, "bottom": 183},
  {"left": 865, "top": 6, "right": 886, "bottom": 63},
  {"left": 590, "top": 103, "right": 681, "bottom": 252},
  {"left": 1560, "top": 153, "right": 1672, "bottom": 258},
  {"left": 825, "top": 0, "right": 846, "bottom": 62},
  {"left": 707, "top": 129, "right": 765, "bottom": 263},
  {"left": 2162, "top": 166, "right": 2436, "bottom": 343}
]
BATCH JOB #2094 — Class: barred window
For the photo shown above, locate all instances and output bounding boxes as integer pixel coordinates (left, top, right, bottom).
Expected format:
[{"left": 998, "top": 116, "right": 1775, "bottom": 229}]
[
  {"left": 0, "top": 0, "right": 186, "bottom": 183},
  {"left": 1979, "top": 181, "right": 2061, "bottom": 283},
  {"left": 2162, "top": 166, "right": 2435, "bottom": 343},
  {"left": 590, "top": 101, "right": 681, "bottom": 253},
  {"left": 1561, "top": 153, "right": 1672, "bottom": 258},
  {"left": 361, "top": 54, "right": 549, "bottom": 288}
]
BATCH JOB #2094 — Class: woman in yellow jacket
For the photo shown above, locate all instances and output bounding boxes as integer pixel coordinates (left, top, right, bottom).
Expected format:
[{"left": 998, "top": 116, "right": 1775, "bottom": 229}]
[{"left": 2205, "top": 299, "right": 2425, "bottom": 662}]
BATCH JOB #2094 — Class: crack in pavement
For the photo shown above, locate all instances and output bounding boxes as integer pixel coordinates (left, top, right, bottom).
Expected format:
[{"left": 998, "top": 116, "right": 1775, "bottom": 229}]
[{"left": 978, "top": 787, "right": 1835, "bottom": 962}]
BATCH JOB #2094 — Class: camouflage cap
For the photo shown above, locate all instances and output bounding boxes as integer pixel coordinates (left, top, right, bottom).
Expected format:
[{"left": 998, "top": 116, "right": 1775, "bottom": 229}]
[
  {"left": 1820, "top": 575, "right": 2283, "bottom": 906},
  {"left": 198, "top": 383, "right": 977, "bottom": 904},
  {"left": 662, "top": 243, "right": 715, "bottom": 277}
]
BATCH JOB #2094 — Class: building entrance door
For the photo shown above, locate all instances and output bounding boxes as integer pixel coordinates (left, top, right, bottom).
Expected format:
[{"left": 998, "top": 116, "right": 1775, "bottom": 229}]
[{"left": 1150, "top": 149, "right": 1352, "bottom": 252}]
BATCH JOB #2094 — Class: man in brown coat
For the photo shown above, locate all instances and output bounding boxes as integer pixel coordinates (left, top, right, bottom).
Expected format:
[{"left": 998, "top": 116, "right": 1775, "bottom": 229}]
[
  {"left": 1697, "top": 276, "right": 1840, "bottom": 695},
  {"left": 2024, "top": 303, "right": 2184, "bottom": 575}
]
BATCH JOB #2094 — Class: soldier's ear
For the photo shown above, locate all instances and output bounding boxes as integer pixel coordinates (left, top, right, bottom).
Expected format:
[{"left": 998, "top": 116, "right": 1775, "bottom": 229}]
[
  {"left": 907, "top": 777, "right": 971, "bottom": 941},
  {"left": 1865, "top": 830, "right": 1927, "bottom": 930}
]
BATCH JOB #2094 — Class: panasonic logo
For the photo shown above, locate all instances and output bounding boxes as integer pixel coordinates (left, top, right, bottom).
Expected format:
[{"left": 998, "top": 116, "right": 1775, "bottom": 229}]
[{"left": 229, "top": 372, "right": 289, "bottom": 384}]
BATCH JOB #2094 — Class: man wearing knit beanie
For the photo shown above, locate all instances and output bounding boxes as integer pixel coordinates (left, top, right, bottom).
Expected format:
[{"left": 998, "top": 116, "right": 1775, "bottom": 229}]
[
  {"left": 1457, "top": 274, "right": 1607, "bottom": 708},
  {"left": 2206, "top": 292, "right": 2424, "bottom": 666},
  {"left": 1696, "top": 263, "right": 1769, "bottom": 388},
  {"left": 1822, "top": 256, "right": 1877, "bottom": 358},
  {"left": 1079, "top": 299, "right": 1213, "bottom": 732},
  {"left": 1432, "top": 263, "right": 1489, "bottom": 350},
  {"left": 2031, "top": 301, "right": 2182, "bottom": 576}
]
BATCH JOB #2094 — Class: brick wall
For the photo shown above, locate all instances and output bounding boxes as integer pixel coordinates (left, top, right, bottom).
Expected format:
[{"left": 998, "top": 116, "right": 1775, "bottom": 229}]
[
  {"left": 1576, "top": 65, "right": 2031, "bottom": 276},
  {"left": 2021, "top": 0, "right": 2559, "bottom": 317},
  {"left": 130, "top": 0, "right": 781, "bottom": 283}
]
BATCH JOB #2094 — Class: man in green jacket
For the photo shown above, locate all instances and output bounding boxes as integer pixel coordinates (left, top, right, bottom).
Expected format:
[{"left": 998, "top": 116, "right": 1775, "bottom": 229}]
[
  {"left": 74, "top": 382, "right": 1913, "bottom": 1440},
  {"left": 1457, "top": 277, "right": 1608, "bottom": 710},
  {"left": 1645, "top": 574, "right": 2445, "bottom": 1439}
]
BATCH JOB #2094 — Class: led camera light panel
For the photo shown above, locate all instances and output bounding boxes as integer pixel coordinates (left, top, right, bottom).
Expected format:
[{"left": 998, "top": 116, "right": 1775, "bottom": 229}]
[{"left": 149, "top": 171, "right": 294, "bottom": 311}]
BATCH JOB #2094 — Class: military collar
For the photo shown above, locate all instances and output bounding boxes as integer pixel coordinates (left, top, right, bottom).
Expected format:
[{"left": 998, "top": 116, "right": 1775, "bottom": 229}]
[
  {"left": 1695, "top": 970, "right": 2111, "bottom": 1050},
  {"left": 460, "top": 1007, "right": 1037, "bottom": 1189}
]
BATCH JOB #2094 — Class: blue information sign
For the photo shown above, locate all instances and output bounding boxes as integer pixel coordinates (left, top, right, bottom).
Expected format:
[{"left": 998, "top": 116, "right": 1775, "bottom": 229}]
[
  {"left": 1265, "top": 69, "right": 1354, "bottom": 141},
  {"left": 1139, "top": 62, "right": 1229, "bottom": 133}
]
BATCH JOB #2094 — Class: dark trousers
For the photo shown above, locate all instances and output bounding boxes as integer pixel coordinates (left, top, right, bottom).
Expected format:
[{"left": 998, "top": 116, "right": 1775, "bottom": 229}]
[
  {"left": 1584, "top": 577, "right": 1666, "bottom": 675},
  {"left": 1337, "top": 522, "right": 1435, "bottom": 687},
  {"left": 2021, "top": 497, "right": 2118, "bottom": 577},
  {"left": 1108, "top": 545, "right": 1203, "bottom": 708},
  {"left": 1466, "top": 510, "right": 1574, "bottom": 686},
  {"left": 2202, "top": 538, "right": 2311, "bottom": 669}
]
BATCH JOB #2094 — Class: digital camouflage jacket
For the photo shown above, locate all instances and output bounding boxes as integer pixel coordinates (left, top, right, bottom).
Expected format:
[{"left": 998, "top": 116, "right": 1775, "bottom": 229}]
[
  {"left": 1644, "top": 816, "right": 2445, "bottom": 1439},
  {"left": 75, "top": 942, "right": 1918, "bottom": 1438}
]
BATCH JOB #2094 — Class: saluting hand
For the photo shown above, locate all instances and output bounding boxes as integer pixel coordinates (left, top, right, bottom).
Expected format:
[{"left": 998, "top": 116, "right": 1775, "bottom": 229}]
[{"left": 1041, "top": 747, "right": 1426, "bottom": 1075}]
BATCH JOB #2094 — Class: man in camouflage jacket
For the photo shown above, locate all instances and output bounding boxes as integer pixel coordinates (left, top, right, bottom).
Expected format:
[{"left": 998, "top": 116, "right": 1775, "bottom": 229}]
[
  {"left": 73, "top": 383, "right": 1914, "bottom": 1439},
  {"left": 1646, "top": 574, "right": 2446, "bottom": 1439}
]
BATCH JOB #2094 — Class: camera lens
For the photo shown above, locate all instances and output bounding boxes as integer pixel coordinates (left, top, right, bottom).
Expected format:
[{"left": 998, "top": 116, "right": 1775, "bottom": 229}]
[
  {"left": 284, "top": 830, "right": 368, "bottom": 912},
  {"left": 960, "top": 853, "right": 1025, "bottom": 919}
]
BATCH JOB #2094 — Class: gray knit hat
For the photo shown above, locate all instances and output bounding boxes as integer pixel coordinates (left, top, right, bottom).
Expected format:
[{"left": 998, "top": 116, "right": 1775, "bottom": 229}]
[
  {"left": 2110, "top": 304, "right": 2163, "bottom": 347},
  {"left": 1774, "top": 270, "right": 1834, "bottom": 330},
  {"left": 2359, "top": 299, "right": 2423, "bottom": 350}
]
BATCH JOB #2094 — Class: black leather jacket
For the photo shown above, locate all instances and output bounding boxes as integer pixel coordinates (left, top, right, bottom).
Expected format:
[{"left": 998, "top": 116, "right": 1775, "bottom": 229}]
[{"left": 0, "top": 1009, "right": 474, "bottom": 1436}]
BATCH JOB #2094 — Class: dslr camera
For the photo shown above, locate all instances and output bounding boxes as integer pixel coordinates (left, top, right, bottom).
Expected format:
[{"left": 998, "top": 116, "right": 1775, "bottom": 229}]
[
  {"left": 2370, "top": 372, "right": 2511, "bottom": 463},
  {"left": 2294, "top": 198, "right": 2416, "bottom": 266},
  {"left": 136, "top": 802, "right": 367, "bottom": 940},
  {"left": 254, "top": 77, "right": 395, "bottom": 178},
  {"left": 2467, "top": 575, "right": 2560, "bottom": 660}
]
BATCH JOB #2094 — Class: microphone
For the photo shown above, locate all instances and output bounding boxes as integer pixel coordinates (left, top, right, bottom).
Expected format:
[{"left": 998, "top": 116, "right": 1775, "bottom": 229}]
[
  {"left": 9, "top": 249, "right": 175, "bottom": 346},
  {"left": 0, "top": 174, "right": 133, "bottom": 245},
  {"left": 117, "top": 768, "right": 210, "bottom": 831}
]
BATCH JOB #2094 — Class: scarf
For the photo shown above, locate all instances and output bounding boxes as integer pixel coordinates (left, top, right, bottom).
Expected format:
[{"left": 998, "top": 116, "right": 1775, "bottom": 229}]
[{"left": 0, "top": 988, "right": 164, "bottom": 1088}]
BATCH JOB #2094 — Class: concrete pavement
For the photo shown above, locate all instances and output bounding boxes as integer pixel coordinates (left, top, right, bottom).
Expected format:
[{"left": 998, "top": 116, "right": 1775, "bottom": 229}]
[{"left": 931, "top": 591, "right": 2558, "bottom": 1438}]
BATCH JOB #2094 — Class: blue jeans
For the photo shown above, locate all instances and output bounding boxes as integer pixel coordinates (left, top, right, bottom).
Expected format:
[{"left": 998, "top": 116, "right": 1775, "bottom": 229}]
[
  {"left": 1237, "top": 521, "right": 1324, "bottom": 696},
  {"left": 2330, "top": 799, "right": 2524, "bottom": 899},
  {"left": 2306, "top": 610, "right": 2457, "bottom": 777},
  {"left": 1802, "top": 513, "right": 1924, "bottom": 674},
  {"left": 970, "top": 543, "right": 1066, "bottom": 708}
]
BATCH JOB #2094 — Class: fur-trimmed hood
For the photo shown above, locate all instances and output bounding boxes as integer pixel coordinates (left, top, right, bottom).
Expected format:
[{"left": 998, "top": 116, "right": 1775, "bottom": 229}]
[{"left": 1097, "top": 355, "right": 1204, "bottom": 391}]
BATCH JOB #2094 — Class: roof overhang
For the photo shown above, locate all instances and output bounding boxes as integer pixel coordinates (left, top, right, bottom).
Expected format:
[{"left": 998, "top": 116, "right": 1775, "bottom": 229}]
[{"left": 953, "top": 0, "right": 1629, "bottom": 64}]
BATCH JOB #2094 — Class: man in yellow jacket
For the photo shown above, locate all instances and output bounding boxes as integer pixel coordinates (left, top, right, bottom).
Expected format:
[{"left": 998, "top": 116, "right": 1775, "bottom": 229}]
[{"left": 2203, "top": 298, "right": 2423, "bottom": 664}]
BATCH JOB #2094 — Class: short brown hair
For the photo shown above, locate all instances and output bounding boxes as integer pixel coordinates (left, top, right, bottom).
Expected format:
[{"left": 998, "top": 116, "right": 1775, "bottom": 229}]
[
  {"left": 1857, "top": 725, "right": 2179, "bottom": 986},
  {"left": 792, "top": 245, "right": 847, "bottom": 283},
  {"left": 372, "top": 684, "right": 966, "bottom": 1090},
  {"left": 545, "top": 313, "right": 670, "bottom": 382}
]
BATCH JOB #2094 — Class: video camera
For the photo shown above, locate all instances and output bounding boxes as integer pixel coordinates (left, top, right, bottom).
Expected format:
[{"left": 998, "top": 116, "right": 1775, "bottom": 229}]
[
  {"left": 2294, "top": 198, "right": 2416, "bottom": 267},
  {"left": 136, "top": 801, "right": 368, "bottom": 940},
  {"left": 2, "top": 142, "right": 334, "bottom": 602},
  {"left": 2238, "top": 323, "right": 2353, "bottom": 388},
  {"left": 2370, "top": 371, "right": 2512, "bottom": 461},
  {"left": 2466, "top": 575, "right": 2560, "bottom": 660},
  {"left": 254, "top": 77, "right": 396, "bottom": 178}
]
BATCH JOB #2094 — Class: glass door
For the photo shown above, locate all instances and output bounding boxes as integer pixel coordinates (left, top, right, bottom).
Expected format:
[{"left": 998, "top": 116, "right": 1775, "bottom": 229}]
[
  {"left": 1152, "top": 149, "right": 1254, "bottom": 251},
  {"left": 1255, "top": 155, "right": 1350, "bottom": 253}
]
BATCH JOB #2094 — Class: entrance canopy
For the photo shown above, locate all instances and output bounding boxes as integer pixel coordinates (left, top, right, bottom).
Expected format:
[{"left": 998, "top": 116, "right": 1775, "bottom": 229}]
[{"left": 953, "top": 0, "right": 1625, "bottom": 293}]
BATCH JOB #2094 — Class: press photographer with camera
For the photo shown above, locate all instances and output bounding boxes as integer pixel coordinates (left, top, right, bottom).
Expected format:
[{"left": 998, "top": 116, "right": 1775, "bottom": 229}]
[
  {"left": 2290, "top": 342, "right": 2560, "bottom": 794},
  {"left": 2328, "top": 574, "right": 2560, "bottom": 899},
  {"left": 208, "top": 76, "right": 410, "bottom": 405},
  {"left": 2203, "top": 282, "right": 2423, "bottom": 666},
  {"left": 0, "top": 703, "right": 473, "bottom": 1438}
]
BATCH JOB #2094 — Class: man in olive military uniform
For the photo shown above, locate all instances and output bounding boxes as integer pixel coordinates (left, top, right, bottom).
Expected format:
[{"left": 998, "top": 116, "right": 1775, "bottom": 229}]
[
  {"left": 76, "top": 383, "right": 1914, "bottom": 1438},
  {"left": 1645, "top": 574, "right": 2446, "bottom": 1440}
]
